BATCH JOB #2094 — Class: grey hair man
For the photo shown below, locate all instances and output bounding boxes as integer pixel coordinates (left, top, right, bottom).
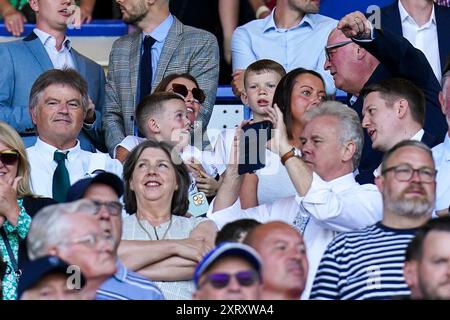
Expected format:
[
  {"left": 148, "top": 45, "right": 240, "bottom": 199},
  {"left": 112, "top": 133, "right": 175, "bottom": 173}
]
[{"left": 208, "top": 101, "right": 383, "bottom": 298}]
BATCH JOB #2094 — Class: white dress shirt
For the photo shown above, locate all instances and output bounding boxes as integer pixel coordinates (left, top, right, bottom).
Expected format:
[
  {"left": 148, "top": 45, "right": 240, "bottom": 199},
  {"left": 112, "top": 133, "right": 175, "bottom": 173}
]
[
  {"left": 27, "top": 138, "right": 123, "bottom": 198},
  {"left": 34, "top": 28, "right": 75, "bottom": 70},
  {"left": 432, "top": 134, "right": 450, "bottom": 212},
  {"left": 207, "top": 172, "right": 383, "bottom": 299},
  {"left": 398, "top": 1, "right": 441, "bottom": 82}
]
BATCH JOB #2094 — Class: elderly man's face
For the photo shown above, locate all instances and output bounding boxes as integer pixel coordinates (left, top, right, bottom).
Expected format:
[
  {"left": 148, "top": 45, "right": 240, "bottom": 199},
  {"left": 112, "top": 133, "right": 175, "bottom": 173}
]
[
  {"left": 30, "top": 84, "right": 85, "bottom": 148},
  {"left": 376, "top": 146, "right": 436, "bottom": 218},
  {"left": 21, "top": 273, "right": 83, "bottom": 300},
  {"left": 193, "top": 256, "right": 262, "bottom": 300}
]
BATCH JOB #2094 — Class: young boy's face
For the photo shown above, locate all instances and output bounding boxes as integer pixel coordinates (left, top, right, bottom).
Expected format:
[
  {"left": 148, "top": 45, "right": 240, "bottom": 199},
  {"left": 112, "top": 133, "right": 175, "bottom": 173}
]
[
  {"left": 242, "top": 71, "right": 282, "bottom": 117},
  {"left": 155, "top": 99, "right": 191, "bottom": 147}
]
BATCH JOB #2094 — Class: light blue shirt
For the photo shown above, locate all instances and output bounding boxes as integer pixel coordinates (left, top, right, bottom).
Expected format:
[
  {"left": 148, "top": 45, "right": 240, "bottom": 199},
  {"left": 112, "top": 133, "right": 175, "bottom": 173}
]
[
  {"left": 432, "top": 134, "right": 450, "bottom": 212},
  {"left": 231, "top": 8, "right": 337, "bottom": 95},
  {"left": 96, "top": 260, "right": 165, "bottom": 300},
  {"left": 141, "top": 14, "right": 174, "bottom": 84}
]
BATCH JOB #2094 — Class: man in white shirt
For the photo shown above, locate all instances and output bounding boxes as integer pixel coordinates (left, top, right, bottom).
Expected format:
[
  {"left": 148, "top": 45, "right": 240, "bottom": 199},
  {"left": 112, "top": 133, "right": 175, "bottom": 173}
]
[
  {"left": 357, "top": 77, "right": 441, "bottom": 184},
  {"left": 0, "top": 0, "right": 106, "bottom": 152},
  {"left": 380, "top": 0, "right": 450, "bottom": 83},
  {"left": 26, "top": 69, "right": 122, "bottom": 201},
  {"left": 207, "top": 101, "right": 383, "bottom": 299},
  {"left": 432, "top": 67, "right": 450, "bottom": 216}
]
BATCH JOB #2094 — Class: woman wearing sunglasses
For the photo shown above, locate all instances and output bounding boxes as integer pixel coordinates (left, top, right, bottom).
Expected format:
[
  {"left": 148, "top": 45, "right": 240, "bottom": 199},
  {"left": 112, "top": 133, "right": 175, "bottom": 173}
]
[{"left": 0, "top": 121, "right": 55, "bottom": 300}]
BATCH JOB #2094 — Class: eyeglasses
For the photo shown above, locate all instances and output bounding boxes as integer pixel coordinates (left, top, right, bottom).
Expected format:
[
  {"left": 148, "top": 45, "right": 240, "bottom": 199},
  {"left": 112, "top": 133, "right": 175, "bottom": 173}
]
[
  {"left": 200, "top": 270, "right": 260, "bottom": 289},
  {"left": 170, "top": 83, "right": 205, "bottom": 104},
  {"left": 91, "top": 200, "right": 123, "bottom": 216},
  {"left": 62, "top": 233, "right": 115, "bottom": 249},
  {"left": 382, "top": 164, "right": 437, "bottom": 183},
  {"left": 325, "top": 40, "right": 353, "bottom": 60},
  {"left": 0, "top": 149, "right": 19, "bottom": 165}
]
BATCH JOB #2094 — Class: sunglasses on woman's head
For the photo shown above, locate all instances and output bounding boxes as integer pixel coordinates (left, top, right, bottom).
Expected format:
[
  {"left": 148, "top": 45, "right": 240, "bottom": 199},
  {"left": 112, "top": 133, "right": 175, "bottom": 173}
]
[
  {"left": 171, "top": 83, "right": 205, "bottom": 104},
  {"left": 200, "top": 270, "right": 260, "bottom": 289},
  {"left": 0, "top": 149, "right": 19, "bottom": 165}
]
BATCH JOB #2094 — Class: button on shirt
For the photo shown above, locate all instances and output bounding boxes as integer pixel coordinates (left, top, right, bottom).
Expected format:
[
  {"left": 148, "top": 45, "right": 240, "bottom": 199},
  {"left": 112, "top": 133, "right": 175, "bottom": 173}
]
[
  {"left": 432, "top": 134, "right": 450, "bottom": 211},
  {"left": 33, "top": 28, "right": 75, "bottom": 70},
  {"left": 207, "top": 172, "right": 382, "bottom": 299},
  {"left": 398, "top": 1, "right": 441, "bottom": 82},
  {"left": 231, "top": 9, "right": 337, "bottom": 94},
  {"left": 27, "top": 138, "right": 123, "bottom": 198}
]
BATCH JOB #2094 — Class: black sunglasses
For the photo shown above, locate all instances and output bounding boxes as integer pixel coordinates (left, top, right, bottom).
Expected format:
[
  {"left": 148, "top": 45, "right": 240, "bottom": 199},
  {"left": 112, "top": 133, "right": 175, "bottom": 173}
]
[
  {"left": 171, "top": 83, "right": 205, "bottom": 104},
  {"left": 201, "top": 270, "right": 260, "bottom": 289},
  {"left": 0, "top": 149, "right": 19, "bottom": 165}
]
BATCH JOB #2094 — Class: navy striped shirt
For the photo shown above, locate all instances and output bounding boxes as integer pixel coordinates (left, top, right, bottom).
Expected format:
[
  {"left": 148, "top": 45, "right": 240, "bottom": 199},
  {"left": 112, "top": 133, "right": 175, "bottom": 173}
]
[
  {"left": 96, "top": 260, "right": 165, "bottom": 300},
  {"left": 310, "top": 222, "right": 417, "bottom": 300}
]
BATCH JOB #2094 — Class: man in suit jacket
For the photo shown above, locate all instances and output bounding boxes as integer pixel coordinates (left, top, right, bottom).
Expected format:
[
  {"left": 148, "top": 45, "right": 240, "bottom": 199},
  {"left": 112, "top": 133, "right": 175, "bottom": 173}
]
[
  {"left": 0, "top": 0, "right": 106, "bottom": 152},
  {"left": 324, "top": 11, "right": 447, "bottom": 182},
  {"left": 380, "top": 0, "right": 450, "bottom": 83},
  {"left": 358, "top": 78, "right": 441, "bottom": 184},
  {"left": 103, "top": 0, "right": 220, "bottom": 155}
]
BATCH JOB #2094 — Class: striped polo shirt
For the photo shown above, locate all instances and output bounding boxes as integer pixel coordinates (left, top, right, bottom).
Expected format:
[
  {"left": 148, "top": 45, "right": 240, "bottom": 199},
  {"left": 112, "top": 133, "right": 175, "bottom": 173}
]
[{"left": 310, "top": 222, "right": 417, "bottom": 300}]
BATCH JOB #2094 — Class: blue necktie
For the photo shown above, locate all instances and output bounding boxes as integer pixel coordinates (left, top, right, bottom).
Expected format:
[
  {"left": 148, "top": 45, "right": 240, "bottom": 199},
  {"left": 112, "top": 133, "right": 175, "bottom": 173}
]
[
  {"left": 53, "top": 151, "right": 70, "bottom": 203},
  {"left": 139, "top": 35, "right": 156, "bottom": 104}
]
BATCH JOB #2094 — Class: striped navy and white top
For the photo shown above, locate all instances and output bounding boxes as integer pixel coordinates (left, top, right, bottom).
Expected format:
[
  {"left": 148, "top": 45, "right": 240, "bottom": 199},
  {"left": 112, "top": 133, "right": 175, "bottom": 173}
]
[
  {"left": 310, "top": 222, "right": 417, "bottom": 300},
  {"left": 96, "top": 260, "right": 165, "bottom": 300}
]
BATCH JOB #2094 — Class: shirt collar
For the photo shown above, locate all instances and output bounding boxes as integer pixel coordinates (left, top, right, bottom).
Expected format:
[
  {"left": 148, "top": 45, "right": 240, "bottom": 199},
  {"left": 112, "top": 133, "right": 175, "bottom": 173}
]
[
  {"left": 142, "top": 14, "right": 174, "bottom": 43},
  {"left": 114, "top": 260, "right": 128, "bottom": 282},
  {"left": 33, "top": 28, "right": 72, "bottom": 50},
  {"left": 411, "top": 128, "right": 425, "bottom": 141},
  {"left": 263, "top": 7, "right": 314, "bottom": 32},
  {"left": 312, "top": 172, "right": 357, "bottom": 193},
  {"left": 443, "top": 134, "right": 450, "bottom": 161},
  {"left": 398, "top": 1, "right": 436, "bottom": 26},
  {"left": 35, "top": 137, "right": 80, "bottom": 159}
]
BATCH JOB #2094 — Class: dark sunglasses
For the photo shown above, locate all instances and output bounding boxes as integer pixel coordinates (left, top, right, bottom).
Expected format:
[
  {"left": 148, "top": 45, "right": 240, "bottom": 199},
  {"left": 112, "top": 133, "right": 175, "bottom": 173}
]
[
  {"left": 0, "top": 149, "right": 19, "bottom": 165},
  {"left": 201, "top": 270, "right": 260, "bottom": 289},
  {"left": 171, "top": 83, "right": 205, "bottom": 104}
]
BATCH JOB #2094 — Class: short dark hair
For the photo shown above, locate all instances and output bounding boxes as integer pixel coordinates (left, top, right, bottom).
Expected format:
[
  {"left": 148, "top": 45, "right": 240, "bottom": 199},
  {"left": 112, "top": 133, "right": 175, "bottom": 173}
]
[
  {"left": 405, "top": 216, "right": 450, "bottom": 262},
  {"left": 361, "top": 78, "right": 426, "bottom": 126},
  {"left": 29, "top": 68, "right": 89, "bottom": 113},
  {"left": 154, "top": 73, "right": 202, "bottom": 93},
  {"left": 135, "top": 92, "right": 185, "bottom": 137},
  {"left": 273, "top": 68, "right": 326, "bottom": 139},
  {"left": 381, "top": 140, "right": 433, "bottom": 173},
  {"left": 244, "top": 59, "right": 286, "bottom": 89},
  {"left": 215, "top": 219, "right": 261, "bottom": 245},
  {"left": 122, "top": 139, "right": 190, "bottom": 215}
]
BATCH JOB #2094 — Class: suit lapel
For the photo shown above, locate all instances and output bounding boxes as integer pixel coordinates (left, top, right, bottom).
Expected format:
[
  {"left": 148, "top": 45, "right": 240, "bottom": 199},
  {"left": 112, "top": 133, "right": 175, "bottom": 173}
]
[
  {"left": 153, "top": 17, "right": 183, "bottom": 90},
  {"left": 71, "top": 48, "right": 86, "bottom": 77},
  {"left": 381, "top": 1, "right": 403, "bottom": 35},
  {"left": 129, "top": 33, "right": 141, "bottom": 106},
  {"left": 435, "top": 4, "right": 450, "bottom": 69},
  {"left": 23, "top": 33, "right": 53, "bottom": 71}
]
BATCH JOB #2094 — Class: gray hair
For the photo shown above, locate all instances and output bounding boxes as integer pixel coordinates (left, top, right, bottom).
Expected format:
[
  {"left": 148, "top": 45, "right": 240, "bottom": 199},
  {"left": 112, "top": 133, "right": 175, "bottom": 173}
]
[
  {"left": 27, "top": 199, "right": 97, "bottom": 260},
  {"left": 303, "top": 101, "right": 364, "bottom": 168}
]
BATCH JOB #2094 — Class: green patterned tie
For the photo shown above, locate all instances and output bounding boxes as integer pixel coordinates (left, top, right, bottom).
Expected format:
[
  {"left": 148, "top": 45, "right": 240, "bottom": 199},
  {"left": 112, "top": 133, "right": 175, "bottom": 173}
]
[{"left": 52, "top": 151, "right": 70, "bottom": 202}]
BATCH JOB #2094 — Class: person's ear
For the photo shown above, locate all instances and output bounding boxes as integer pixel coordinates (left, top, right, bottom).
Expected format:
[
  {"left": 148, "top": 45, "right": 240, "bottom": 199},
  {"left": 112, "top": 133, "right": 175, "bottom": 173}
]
[
  {"left": 148, "top": 118, "right": 160, "bottom": 134},
  {"left": 403, "top": 261, "right": 419, "bottom": 295},
  {"left": 395, "top": 99, "right": 409, "bottom": 119},
  {"left": 342, "top": 140, "right": 356, "bottom": 164},
  {"left": 241, "top": 91, "right": 249, "bottom": 106},
  {"left": 356, "top": 46, "right": 367, "bottom": 60},
  {"left": 28, "top": 0, "right": 39, "bottom": 12},
  {"left": 374, "top": 174, "right": 385, "bottom": 193},
  {"left": 439, "top": 91, "right": 446, "bottom": 115}
]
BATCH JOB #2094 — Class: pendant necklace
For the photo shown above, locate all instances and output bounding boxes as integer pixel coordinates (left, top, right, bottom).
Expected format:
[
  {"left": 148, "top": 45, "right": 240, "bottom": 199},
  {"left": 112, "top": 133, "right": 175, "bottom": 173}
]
[{"left": 136, "top": 215, "right": 173, "bottom": 240}]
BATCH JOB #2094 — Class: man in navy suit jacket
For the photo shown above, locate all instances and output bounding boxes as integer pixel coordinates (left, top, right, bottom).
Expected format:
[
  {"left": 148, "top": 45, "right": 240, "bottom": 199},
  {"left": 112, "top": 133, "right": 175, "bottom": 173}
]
[{"left": 0, "top": 0, "right": 106, "bottom": 152}]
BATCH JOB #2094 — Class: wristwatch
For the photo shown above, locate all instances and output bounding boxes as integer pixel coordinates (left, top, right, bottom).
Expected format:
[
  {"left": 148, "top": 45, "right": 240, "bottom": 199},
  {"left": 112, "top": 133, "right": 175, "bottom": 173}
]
[{"left": 280, "top": 147, "right": 301, "bottom": 166}]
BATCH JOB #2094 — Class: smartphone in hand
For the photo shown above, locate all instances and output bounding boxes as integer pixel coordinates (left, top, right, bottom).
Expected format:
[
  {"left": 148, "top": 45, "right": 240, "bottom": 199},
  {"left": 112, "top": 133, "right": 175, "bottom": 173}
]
[{"left": 238, "top": 120, "right": 272, "bottom": 175}]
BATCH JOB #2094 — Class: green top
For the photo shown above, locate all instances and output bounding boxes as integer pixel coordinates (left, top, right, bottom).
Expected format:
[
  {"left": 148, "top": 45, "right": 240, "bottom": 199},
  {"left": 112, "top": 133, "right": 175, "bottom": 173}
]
[
  {"left": 1, "top": 199, "right": 31, "bottom": 300},
  {"left": 8, "top": 0, "right": 28, "bottom": 10}
]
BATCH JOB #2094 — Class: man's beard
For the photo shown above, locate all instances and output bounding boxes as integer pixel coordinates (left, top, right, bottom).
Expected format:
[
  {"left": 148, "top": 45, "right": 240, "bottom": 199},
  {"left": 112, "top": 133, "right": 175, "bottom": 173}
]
[
  {"left": 123, "top": 5, "right": 148, "bottom": 25},
  {"left": 384, "top": 185, "right": 435, "bottom": 218}
]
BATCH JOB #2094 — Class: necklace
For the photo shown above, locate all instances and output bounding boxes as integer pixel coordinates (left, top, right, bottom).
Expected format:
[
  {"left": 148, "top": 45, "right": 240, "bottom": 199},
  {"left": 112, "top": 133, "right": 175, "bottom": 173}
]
[{"left": 136, "top": 215, "right": 173, "bottom": 241}]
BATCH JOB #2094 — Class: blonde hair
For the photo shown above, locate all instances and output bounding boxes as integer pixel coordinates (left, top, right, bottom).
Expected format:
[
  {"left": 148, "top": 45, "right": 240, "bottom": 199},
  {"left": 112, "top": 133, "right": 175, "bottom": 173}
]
[{"left": 0, "top": 121, "right": 33, "bottom": 197}]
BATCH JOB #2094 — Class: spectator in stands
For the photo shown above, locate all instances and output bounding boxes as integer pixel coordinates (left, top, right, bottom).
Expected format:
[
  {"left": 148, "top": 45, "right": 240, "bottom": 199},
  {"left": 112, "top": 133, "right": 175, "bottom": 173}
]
[
  {"left": 230, "top": 0, "right": 337, "bottom": 97},
  {"left": 310, "top": 140, "right": 436, "bottom": 300},
  {"left": 65, "top": 172, "right": 166, "bottom": 300},
  {"left": 120, "top": 140, "right": 216, "bottom": 299},
  {"left": 0, "top": 0, "right": 106, "bottom": 152},
  {"left": 18, "top": 255, "right": 86, "bottom": 300},
  {"left": 215, "top": 219, "right": 261, "bottom": 245},
  {"left": 240, "top": 67, "right": 326, "bottom": 209},
  {"left": 380, "top": 0, "right": 450, "bottom": 83},
  {"left": 325, "top": 11, "right": 447, "bottom": 184},
  {"left": 359, "top": 78, "right": 441, "bottom": 183},
  {"left": 26, "top": 69, "right": 122, "bottom": 203},
  {"left": 104, "top": 0, "right": 220, "bottom": 153},
  {"left": 244, "top": 221, "right": 308, "bottom": 300},
  {"left": 0, "top": 120, "right": 55, "bottom": 300},
  {"left": 193, "top": 242, "right": 263, "bottom": 300},
  {"left": 403, "top": 216, "right": 450, "bottom": 300},
  {"left": 208, "top": 101, "right": 382, "bottom": 298},
  {"left": 433, "top": 67, "right": 450, "bottom": 216}
]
